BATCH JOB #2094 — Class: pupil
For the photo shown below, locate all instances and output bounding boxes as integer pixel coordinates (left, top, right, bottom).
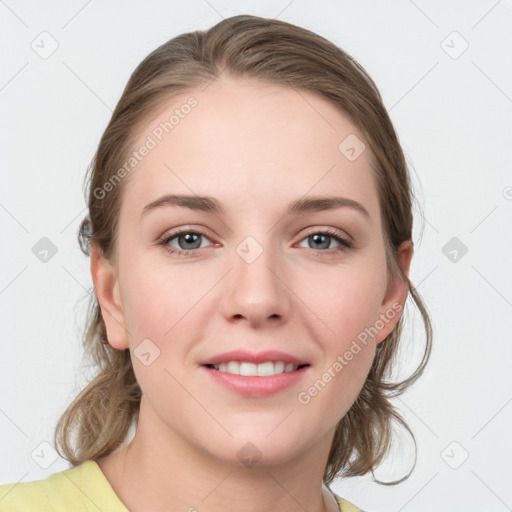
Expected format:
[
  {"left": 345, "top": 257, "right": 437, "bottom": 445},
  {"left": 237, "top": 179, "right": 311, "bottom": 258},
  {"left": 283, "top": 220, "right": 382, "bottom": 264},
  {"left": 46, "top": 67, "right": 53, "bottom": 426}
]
[
  {"left": 181, "top": 233, "right": 200, "bottom": 249},
  {"left": 311, "top": 234, "right": 329, "bottom": 249}
]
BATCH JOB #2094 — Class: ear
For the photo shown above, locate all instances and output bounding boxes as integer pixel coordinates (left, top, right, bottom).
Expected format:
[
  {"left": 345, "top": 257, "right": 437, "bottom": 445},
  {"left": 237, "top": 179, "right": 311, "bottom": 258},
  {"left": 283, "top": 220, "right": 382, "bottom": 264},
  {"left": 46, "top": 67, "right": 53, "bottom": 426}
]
[
  {"left": 90, "top": 243, "right": 129, "bottom": 350},
  {"left": 375, "top": 240, "right": 413, "bottom": 345}
]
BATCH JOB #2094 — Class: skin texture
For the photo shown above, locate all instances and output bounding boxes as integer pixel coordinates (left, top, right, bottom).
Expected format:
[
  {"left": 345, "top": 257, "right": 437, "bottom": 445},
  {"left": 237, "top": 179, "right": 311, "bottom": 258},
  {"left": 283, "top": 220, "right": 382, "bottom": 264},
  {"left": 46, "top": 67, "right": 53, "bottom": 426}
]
[{"left": 91, "top": 75, "right": 412, "bottom": 512}]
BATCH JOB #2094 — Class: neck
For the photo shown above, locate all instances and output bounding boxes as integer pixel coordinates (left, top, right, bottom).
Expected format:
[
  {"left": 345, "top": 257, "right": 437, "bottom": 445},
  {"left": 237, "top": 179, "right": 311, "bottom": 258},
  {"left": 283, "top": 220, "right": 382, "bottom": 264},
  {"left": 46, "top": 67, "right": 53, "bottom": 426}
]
[{"left": 98, "top": 397, "right": 339, "bottom": 512}]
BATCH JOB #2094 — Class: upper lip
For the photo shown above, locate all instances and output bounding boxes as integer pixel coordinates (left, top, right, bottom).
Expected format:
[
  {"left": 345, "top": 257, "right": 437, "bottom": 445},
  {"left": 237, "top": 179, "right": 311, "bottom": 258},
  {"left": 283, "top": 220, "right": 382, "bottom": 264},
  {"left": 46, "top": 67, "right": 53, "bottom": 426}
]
[{"left": 199, "top": 349, "right": 309, "bottom": 366}]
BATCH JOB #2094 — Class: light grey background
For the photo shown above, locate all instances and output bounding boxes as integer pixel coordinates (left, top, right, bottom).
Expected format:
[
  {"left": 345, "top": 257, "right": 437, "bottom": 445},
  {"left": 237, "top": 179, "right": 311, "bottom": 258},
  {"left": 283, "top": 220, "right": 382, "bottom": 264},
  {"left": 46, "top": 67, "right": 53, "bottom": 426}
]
[{"left": 1, "top": 1, "right": 511, "bottom": 511}]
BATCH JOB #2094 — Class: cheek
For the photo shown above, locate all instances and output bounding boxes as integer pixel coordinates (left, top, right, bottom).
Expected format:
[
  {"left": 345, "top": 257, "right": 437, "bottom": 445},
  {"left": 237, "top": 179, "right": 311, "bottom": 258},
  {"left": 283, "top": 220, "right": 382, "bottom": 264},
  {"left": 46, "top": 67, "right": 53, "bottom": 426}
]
[
  {"left": 120, "top": 273, "right": 193, "bottom": 400},
  {"left": 120, "top": 256, "right": 191, "bottom": 334},
  {"left": 122, "top": 283, "right": 168, "bottom": 340},
  {"left": 120, "top": 263, "right": 209, "bottom": 376},
  {"left": 297, "top": 270, "right": 381, "bottom": 421},
  {"left": 306, "top": 263, "right": 386, "bottom": 344}
]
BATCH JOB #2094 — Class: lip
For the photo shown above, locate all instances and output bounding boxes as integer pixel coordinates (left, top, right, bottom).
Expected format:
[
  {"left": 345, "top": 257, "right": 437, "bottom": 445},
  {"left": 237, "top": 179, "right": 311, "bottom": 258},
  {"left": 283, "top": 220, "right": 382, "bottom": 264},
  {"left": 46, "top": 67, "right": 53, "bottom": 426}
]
[
  {"left": 200, "top": 364, "right": 310, "bottom": 398},
  {"left": 199, "top": 349, "right": 309, "bottom": 366}
]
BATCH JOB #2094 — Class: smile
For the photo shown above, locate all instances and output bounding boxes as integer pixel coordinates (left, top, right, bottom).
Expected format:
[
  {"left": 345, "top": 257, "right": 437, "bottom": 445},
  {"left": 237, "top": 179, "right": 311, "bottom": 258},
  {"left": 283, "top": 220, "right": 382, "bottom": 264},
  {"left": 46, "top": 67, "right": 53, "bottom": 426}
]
[
  {"left": 202, "top": 363, "right": 310, "bottom": 398},
  {"left": 206, "top": 361, "right": 308, "bottom": 376}
]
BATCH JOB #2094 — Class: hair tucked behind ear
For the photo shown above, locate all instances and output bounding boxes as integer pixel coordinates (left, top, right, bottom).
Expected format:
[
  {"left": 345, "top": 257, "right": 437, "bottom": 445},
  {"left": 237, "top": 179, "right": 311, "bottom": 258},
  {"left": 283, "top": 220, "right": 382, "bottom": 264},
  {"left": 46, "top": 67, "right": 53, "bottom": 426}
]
[{"left": 54, "top": 14, "right": 432, "bottom": 484}]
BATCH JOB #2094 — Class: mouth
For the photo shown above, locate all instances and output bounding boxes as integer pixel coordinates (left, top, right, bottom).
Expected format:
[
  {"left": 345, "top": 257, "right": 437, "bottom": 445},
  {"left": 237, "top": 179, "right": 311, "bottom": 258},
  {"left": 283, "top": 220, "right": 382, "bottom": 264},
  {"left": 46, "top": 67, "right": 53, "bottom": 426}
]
[
  {"left": 199, "top": 350, "right": 310, "bottom": 397},
  {"left": 201, "top": 359, "right": 310, "bottom": 398},
  {"left": 204, "top": 361, "right": 310, "bottom": 376}
]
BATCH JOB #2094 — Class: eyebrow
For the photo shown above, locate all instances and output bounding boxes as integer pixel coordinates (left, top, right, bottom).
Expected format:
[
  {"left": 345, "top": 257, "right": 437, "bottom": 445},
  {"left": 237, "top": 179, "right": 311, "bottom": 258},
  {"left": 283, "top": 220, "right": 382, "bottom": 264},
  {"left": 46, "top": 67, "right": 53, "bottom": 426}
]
[{"left": 141, "top": 194, "right": 371, "bottom": 222}]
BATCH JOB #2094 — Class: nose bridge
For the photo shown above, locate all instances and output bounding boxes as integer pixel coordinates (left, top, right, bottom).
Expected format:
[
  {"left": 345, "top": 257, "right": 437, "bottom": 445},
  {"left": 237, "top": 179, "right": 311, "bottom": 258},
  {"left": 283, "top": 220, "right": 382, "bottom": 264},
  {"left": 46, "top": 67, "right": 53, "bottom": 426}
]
[{"left": 222, "top": 232, "right": 289, "bottom": 325}]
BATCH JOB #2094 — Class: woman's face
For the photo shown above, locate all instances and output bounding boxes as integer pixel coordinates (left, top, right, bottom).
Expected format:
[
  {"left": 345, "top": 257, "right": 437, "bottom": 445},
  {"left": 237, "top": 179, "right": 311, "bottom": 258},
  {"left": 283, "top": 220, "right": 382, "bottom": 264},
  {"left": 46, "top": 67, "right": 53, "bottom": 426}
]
[{"left": 94, "top": 76, "right": 411, "bottom": 467}]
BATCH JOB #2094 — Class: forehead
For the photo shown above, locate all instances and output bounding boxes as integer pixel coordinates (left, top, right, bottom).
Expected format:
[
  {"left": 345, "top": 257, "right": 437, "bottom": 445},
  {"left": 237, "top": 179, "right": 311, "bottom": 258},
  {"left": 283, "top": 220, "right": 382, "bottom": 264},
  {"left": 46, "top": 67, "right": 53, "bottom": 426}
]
[{"left": 122, "top": 76, "right": 380, "bottom": 222}]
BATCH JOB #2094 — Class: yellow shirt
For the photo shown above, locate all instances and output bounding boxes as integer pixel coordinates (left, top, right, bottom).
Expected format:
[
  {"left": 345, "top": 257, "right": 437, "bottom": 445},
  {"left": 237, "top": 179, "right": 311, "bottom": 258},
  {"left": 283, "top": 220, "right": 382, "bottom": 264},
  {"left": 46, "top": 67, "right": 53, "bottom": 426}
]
[{"left": 0, "top": 460, "right": 364, "bottom": 511}]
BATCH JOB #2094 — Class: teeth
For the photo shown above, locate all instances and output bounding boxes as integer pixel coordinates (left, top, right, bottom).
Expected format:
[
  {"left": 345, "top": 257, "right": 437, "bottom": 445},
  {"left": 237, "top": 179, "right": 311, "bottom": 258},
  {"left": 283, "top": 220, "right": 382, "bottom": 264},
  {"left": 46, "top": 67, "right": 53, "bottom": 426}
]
[
  {"left": 210, "top": 361, "right": 301, "bottom": 376},
  {"left": 257, "top": 361, "right": 274, "bottom": 376},
  {"left": 240, "top": 362, "right": 257, "bottom": 376},
  {"left": 274, "top": 361, "right": 285, "bottom": 374}
]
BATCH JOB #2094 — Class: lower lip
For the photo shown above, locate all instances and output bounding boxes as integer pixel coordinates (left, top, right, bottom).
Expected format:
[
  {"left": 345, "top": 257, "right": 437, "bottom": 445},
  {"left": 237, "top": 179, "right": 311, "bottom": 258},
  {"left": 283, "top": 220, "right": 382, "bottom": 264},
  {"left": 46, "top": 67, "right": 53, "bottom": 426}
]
[{"left": 201, "top": 365, "right": 309, "bottom": 398}]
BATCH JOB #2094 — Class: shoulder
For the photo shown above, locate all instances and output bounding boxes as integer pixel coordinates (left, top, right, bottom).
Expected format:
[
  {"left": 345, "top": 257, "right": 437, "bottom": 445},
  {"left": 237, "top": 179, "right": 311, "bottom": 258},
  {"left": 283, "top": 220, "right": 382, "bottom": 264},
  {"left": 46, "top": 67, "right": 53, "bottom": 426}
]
[
  {"left": 0, "top": 462, "right": 87, "bottom": 511},
  {"left": 0, "top": 460, "right": 127, "bottom": 512},
  {"left": 0, "top": 477, "right": 51, "bottom": 511},
  {"left": 334, "top": 492, "right": 366, "bottom": 512}
]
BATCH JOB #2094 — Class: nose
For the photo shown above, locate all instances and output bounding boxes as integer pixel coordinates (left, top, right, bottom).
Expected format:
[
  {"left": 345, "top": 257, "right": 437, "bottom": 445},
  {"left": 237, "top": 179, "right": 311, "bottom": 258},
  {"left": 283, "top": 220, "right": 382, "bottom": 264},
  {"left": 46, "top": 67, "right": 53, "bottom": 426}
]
[{"left": 220, "top": 237, "right": 291, "bottom": 328}]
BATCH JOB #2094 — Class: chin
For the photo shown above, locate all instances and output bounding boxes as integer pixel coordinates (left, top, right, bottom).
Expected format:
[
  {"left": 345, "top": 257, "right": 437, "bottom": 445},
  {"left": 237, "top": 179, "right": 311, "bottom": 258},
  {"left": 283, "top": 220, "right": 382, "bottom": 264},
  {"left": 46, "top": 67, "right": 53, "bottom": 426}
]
[{"left": 200, "top": 431, "right": 314, "bottom": 469}]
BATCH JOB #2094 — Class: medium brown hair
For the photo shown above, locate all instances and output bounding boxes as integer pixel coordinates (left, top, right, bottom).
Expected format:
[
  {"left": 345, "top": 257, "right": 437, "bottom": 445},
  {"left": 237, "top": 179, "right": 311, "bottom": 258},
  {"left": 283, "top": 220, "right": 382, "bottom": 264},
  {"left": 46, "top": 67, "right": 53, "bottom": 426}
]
[{"left": 54, "top": 14, "right": 432, "bottom": 486}]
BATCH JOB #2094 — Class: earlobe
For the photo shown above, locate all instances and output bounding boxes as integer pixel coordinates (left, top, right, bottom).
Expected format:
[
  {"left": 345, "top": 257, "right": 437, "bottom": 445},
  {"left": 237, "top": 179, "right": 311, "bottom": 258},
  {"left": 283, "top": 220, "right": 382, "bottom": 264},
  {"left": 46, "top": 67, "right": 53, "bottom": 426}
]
[
  {"left": 375, "top": 240, "right": 413, "bottom": 345},
  {"left": 90, "top": 243, "right": 129, "bottom": 350}
]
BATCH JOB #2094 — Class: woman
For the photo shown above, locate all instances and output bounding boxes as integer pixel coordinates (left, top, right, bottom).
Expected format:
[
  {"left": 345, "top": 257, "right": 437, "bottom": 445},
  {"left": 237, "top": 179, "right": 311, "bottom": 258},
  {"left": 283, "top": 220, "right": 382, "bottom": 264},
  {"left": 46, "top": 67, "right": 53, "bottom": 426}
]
[{"left": 0, "top": 14, "right": 431, "bottom": 512}]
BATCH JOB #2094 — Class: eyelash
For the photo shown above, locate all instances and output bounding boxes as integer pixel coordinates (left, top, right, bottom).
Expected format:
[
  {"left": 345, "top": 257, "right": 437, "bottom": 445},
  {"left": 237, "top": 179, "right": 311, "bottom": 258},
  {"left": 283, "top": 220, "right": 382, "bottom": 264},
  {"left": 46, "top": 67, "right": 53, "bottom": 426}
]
[{"left": 157, "top": 228, "right": 355, "bottom": 258}]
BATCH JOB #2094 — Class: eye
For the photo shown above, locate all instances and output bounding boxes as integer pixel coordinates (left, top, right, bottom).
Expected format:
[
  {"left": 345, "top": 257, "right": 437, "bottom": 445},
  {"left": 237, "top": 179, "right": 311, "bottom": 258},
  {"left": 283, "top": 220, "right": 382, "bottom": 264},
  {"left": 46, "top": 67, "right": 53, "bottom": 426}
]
[
  {"left": 296, "top": 229, "right": 354, "bottom": 256},
  {"left": 158, "top": 229, "right": 213, "bottom": 256},
  {"left": 157, "top": 228, "right": 355, "bottom": 258}
]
